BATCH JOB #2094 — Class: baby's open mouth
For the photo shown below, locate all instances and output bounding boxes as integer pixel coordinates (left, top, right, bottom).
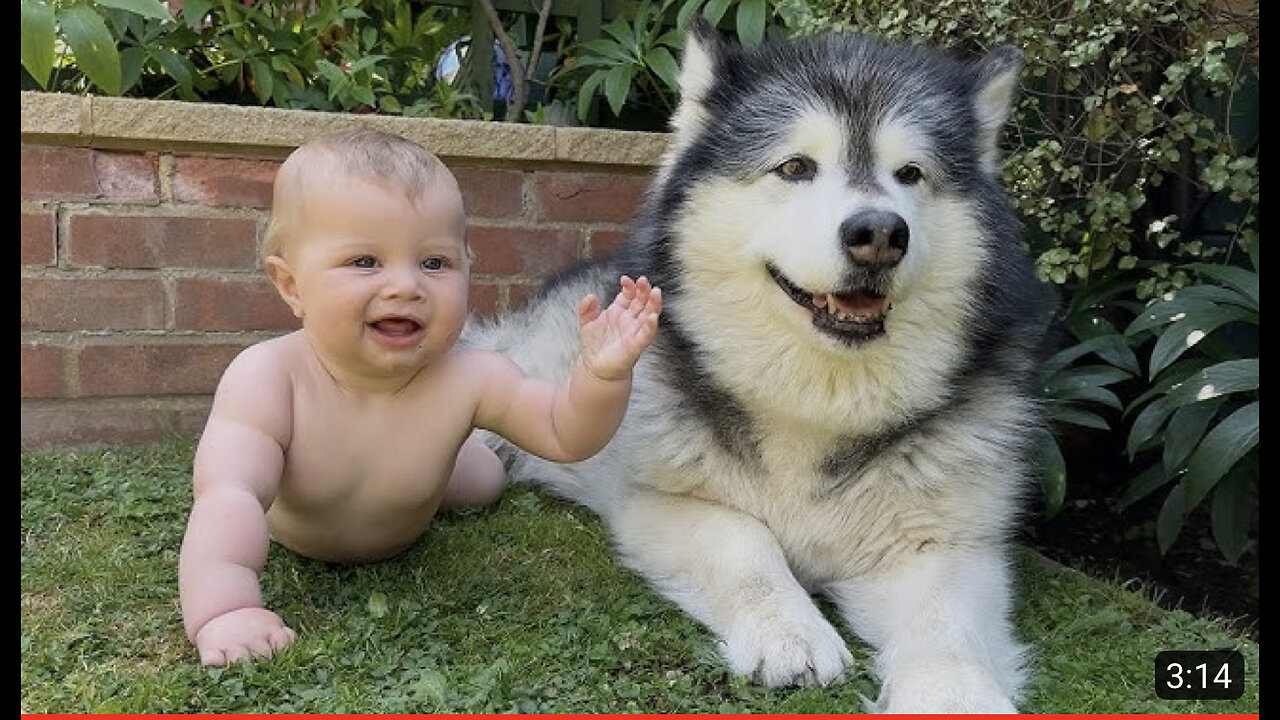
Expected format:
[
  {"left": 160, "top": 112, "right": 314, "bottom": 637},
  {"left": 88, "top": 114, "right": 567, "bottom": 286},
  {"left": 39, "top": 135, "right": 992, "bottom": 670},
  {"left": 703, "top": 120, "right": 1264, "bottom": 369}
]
[
  {"left": 767, "top": 264, "right": 889, "bottom": 342},
  {"left": 370, "top": 318, "right": 422, "bottom": 336}
]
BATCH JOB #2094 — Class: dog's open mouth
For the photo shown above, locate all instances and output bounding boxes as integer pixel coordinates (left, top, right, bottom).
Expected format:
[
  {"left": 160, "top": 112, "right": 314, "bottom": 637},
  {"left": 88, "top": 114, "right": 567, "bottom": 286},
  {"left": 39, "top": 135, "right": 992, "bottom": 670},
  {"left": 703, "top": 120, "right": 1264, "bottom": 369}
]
[{"left": 767, "top": 264, "right": 889, "bottom": 342}]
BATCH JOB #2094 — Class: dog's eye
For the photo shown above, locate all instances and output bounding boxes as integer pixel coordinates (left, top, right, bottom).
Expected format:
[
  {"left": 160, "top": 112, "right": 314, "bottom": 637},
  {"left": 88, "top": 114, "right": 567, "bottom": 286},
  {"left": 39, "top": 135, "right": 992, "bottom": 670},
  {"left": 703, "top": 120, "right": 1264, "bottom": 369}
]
[
  {"left": 774, "top": 156, "right": 816, "bottom": 181},
  {"left": 893, "top": 164, "right": 924, "bottom": 185}
]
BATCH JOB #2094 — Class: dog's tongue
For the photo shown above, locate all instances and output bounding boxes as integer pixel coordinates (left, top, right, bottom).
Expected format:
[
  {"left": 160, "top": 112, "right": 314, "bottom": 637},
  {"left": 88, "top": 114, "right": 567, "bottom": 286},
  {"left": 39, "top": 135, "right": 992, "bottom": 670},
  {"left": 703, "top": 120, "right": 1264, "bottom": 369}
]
[{"left": 830, "top": 290, "right": 887, "bottom": 317}]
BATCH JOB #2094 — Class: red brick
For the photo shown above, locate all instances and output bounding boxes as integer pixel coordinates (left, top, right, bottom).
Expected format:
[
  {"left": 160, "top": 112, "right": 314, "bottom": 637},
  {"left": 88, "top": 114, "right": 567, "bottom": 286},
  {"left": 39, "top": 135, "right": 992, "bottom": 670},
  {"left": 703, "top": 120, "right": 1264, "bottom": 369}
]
[
  {"left": 507, "top": 282, "right": 542, "bottom": 311},
  {"left": 174, "top": 277, "right": 299, "bottom": 331},
  {"left": 21, "top": 345, "right": 66, "bottom": 399},
  {"left": 171, "top": 156, "right": 278, "bottom": 208},
  {"left": 21, "top": 398, "right": 211, "bottom": 450},
  {"left": 78, "top": 342, "right": 249, "bottom": 397},
  {"left": 469, "top": 283, "right": 500, "bottom": 317},
  {"left": 21, "top": 278, "right": 166, "bottom": 331},
  {"left": 453, "top": 167, "right": 525, "bottom": 218},
  {"left": 468, "top": 225, "right": 580, "bottom": 277},
  {"left": 21, "top": 210, "right": 56, "bottom": 266},
  {"left": 532, "top": 171, "right": 649, "bottom": 223},
  {"left": 94, "top": 151, "right": 160, "bottom": 204},
  {"left": 67, "top": 213, "right": 258, "bottom": 269},
  {"left": 588, "top": 229, "right": 627, "bottom": 260},
  {"left": 21, "top": 145, "right": 98, "bottom": 200}
]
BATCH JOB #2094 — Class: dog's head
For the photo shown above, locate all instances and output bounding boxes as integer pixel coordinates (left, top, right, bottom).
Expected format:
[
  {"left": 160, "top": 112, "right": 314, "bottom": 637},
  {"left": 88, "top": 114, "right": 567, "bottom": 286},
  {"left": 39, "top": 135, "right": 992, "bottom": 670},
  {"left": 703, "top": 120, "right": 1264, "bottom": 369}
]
[{"left": 645, "top": 19, "right": 1024, "bottom": 352}]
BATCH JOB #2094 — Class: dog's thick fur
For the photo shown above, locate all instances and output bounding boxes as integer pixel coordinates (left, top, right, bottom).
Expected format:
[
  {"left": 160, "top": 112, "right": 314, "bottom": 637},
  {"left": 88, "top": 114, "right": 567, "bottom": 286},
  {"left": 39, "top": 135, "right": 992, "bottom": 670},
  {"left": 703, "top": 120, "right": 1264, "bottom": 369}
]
[{"left": 463, "top": 19, "right": 1052, "bottom": 712}]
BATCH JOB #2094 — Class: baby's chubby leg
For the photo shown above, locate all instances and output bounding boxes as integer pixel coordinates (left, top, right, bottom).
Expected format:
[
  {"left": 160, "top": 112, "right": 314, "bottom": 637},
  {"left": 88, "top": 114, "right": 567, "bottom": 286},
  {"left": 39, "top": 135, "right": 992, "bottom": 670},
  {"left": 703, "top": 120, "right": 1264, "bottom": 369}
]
[{"left": 442, "top": 433, "right": 506, "bottom": 509}]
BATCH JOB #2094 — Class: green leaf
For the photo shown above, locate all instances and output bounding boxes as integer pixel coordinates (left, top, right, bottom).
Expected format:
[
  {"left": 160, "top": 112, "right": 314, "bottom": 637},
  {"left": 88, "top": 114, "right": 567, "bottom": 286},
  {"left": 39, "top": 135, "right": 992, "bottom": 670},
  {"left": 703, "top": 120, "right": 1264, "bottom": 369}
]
[
  {"left": 1180, "top": 401, "right": 1258, "bottom": 512},
  {"left": 1040, "top": 334, "right": 1127, "bottom": 378},
  {"left": 1210, "top": 458, "right": 1254, "bottom": 564},
  {"left": 119, "top": 46, "right": 145, "bottom": 94},
  {"left": 1043, "top": 364, "right": 1132, "bottom": 395},
  {"left": 703, "top": 0, "right": 736, "bottom": 26},
  {"left": 1065, "top": 271, "right": 1138, "bottom": 317},
  {"left": 677, "top": 0, "right": 705, "bottom": 31},
  {"left": 95, "top": 0, "right": 172, "bottom": 21},
  {"left": 644, "top": 46, "right": 681, "bottom": 94},
  {"left": 248, "top": 58, "right": 274, "bottom": 104},
  {"left": 602, "top": 64, "right": 635, "bottom": 117},
  {"left": 348, "top": 54, "right": 390, "bottom": 75},
  {"left": 1189, "top": 262, "right": 1258, "bottom": 311},
  {"left": 60, "top": 5, "right": 123, "bottom": 95},
  {"left": 1167, "top": 283, "right": 1257, "bottom": 310},
  {"left": 579, "top": 38, "right": 634, "bottom": 64},
  {"left": 1046, "top": 383, "right": 1122, "bottom": 410},
  {"left": 1148, "top": 304, "right": 1255, "bottom": 377},
  {"left": 576, "top": 71, "right": 605, "bottom": 122},
  {"left": 1161, "top": 359, "right": 1258, "bottom": 408},
  {"left": 179, "top": 0, "right": 213, "bottom": 28},
  {"left": 1155, "top": 482, "right": 1187, "bottom": 554},
  {"left": 1161, "top": 397, "right": 1226, "bottom": 476},
  {"left": 1125, "top": 358, "right": 1213, "bottom": 414},
  {"left": 1124, "top": 296, "right": 1218, "bottom": 337},
  {"left": 1117, "top": 461, "right": 1173, "bottom": 509},
  {"left": 1127, "top": 396, "right": 1174, "bottom": 459},
  {"left": 1046, "top": 404, "right": 1111, "bottom": 430},
  {"left": 736, "top": 0, "right": 767, "bottom": 47},
  {"left": 1033, "top": 428, "right": 1066, "bottom": 518},
  {"left": 20, "top": 0, "right": 57, "bottom": 89}
]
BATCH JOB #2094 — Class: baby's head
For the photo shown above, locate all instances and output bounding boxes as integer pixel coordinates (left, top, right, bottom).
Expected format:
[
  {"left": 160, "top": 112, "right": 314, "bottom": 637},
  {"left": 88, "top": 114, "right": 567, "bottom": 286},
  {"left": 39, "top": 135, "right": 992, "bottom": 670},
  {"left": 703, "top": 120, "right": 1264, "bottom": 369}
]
[{"left": 262, "top": 127, "right": 468, "bottom": 265}]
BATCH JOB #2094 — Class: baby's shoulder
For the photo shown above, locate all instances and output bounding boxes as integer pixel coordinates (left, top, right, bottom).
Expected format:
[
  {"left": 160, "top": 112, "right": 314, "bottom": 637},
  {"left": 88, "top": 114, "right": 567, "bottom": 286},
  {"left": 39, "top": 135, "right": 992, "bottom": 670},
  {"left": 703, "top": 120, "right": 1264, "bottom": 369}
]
[
  {"left": 220, "top": 332, "right": 304, "bottom": 385},
  {"left": 438, "top": 348, "right": 521, "bottom": 380}
]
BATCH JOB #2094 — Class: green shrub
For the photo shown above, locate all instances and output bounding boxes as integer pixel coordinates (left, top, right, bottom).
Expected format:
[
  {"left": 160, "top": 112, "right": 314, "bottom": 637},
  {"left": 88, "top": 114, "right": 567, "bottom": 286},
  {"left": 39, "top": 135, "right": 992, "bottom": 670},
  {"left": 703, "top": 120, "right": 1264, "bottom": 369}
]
[
  {"left": 21, "top": 0, "right": 483, "bottom": 118},
  {"left": 799, "top": 0, "right": 1258, "bottom": 563}
]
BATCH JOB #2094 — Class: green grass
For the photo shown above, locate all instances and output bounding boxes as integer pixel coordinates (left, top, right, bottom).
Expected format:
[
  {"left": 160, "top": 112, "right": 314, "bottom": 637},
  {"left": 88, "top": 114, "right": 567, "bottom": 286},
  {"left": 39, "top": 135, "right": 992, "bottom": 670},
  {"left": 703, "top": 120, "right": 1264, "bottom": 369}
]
[{"left": 21, "top": 440, "right": 1259, "bottom": 713}]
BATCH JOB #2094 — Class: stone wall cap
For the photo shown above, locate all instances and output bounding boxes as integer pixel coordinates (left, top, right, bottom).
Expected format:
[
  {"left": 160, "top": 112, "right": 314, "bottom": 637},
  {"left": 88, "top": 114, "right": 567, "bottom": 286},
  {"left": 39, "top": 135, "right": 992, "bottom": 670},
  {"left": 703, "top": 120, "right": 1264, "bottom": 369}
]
[{"left": 20, "top": 91, "right": 669, "bottom": 168}]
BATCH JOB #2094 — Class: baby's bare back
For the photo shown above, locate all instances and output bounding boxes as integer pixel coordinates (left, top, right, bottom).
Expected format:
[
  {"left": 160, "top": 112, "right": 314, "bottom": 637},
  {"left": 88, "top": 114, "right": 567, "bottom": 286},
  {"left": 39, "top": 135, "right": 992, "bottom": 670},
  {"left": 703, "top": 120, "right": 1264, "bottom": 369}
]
[{"left": 266, "top": 346, "right": 483, "bottom": 562}]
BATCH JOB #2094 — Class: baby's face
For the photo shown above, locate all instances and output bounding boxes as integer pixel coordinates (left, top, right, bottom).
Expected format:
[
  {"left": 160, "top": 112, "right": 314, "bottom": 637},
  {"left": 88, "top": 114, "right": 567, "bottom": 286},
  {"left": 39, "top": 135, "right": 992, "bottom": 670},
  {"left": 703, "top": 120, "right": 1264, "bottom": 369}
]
[{"left": 281, "top": 174, "right": 471, "bottom": 379}]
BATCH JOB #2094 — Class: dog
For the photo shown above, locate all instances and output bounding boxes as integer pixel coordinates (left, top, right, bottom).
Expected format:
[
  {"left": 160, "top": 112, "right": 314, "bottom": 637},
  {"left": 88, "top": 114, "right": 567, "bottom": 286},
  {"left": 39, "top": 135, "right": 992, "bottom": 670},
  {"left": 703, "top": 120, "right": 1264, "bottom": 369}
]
[{"left": 462, "top": 18, "right": 1052, "bottom": 713}]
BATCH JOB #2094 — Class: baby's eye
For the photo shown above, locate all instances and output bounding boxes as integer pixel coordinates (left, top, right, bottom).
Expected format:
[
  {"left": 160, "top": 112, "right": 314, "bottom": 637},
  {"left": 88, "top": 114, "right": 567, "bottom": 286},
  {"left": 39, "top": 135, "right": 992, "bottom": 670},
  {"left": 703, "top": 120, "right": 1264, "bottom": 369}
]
[
  {"left": 351, "top": 256, "right": 377, "bottom": 269},
  {"left": 422, "top": 257, "right": 445, "bottom": 271}
]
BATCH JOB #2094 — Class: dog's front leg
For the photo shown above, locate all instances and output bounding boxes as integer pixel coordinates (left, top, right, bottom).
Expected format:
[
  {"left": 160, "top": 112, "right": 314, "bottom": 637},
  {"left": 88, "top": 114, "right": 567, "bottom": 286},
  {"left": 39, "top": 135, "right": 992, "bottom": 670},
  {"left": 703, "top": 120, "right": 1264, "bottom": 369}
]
[
  {"left": 829, "top": 547, "right": 1026, "bottom": 713},
  {"left": 607, "top": 489, "right": 852, "bottom": 687}
]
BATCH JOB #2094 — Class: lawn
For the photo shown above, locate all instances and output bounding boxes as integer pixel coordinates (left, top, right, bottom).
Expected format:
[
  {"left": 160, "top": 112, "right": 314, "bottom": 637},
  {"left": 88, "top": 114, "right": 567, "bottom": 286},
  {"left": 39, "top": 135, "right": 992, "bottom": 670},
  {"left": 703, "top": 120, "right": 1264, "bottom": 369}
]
[{"left": 21, "top": 440, "right": 1259, "bottom": 713}]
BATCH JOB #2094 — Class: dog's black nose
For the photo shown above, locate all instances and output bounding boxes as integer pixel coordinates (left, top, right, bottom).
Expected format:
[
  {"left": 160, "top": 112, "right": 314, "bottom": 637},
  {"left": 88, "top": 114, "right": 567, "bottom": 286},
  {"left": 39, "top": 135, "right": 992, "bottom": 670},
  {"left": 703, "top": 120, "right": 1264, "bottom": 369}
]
[{"left": 840, "top": 211, "right": 908, "bottom": 269}]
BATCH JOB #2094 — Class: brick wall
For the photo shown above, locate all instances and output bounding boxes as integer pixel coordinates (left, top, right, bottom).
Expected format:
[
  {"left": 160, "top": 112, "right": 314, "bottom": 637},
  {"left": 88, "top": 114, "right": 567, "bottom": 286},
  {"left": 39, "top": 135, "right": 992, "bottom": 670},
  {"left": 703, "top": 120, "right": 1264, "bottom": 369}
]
[{"left": 20, "top": 92, "right": 667, "bottom": 450}]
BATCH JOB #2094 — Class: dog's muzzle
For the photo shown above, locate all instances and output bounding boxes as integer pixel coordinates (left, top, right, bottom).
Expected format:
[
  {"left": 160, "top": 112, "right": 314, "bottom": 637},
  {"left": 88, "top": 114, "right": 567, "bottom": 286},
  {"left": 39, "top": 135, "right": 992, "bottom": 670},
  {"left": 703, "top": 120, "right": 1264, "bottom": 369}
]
[{"left": 768, "top": 210, "right": 906, "bottom": 344}]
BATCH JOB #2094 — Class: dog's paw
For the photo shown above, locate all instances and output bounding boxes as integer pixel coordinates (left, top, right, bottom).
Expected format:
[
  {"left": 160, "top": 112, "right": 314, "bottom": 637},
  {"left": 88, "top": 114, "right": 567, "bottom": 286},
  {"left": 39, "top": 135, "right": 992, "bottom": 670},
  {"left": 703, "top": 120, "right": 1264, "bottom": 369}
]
[
  {"left": 873, "top": 661, "right": 1017, "bottom": 713},
  {"left": 719, "top": 602, "right": 852, "bottom": 687}
]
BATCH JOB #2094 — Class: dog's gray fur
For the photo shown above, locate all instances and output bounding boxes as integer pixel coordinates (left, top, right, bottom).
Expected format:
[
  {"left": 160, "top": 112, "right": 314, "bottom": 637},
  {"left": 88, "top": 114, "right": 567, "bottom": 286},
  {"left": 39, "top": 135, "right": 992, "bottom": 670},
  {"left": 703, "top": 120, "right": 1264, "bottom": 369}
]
[{"left": 462, "top": 19, "right": 1052, "bottom": 712}]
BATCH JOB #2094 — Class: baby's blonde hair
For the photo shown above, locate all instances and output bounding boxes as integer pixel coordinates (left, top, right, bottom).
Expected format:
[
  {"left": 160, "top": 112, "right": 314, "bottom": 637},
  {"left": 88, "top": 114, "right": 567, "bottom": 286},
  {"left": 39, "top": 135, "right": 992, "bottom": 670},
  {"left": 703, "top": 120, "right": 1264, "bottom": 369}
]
[{"left": 261, "top": 126, "right": 464, "bottom": 264}]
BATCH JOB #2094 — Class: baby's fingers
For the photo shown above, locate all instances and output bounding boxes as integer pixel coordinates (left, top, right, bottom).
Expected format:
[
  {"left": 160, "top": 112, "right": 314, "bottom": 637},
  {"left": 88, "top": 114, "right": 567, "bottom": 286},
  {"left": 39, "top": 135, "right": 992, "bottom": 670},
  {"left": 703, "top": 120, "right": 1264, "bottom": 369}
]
[{"left": 578, "top": 294, "right": 601, "bottom": 325}]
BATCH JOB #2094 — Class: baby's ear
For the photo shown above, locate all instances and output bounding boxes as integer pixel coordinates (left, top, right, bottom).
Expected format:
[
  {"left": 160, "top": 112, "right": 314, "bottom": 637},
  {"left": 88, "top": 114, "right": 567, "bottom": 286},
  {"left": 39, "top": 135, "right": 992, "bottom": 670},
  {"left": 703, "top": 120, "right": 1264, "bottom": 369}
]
[{"left": 264, "top": 256, "right": 304, "bottom": 319}]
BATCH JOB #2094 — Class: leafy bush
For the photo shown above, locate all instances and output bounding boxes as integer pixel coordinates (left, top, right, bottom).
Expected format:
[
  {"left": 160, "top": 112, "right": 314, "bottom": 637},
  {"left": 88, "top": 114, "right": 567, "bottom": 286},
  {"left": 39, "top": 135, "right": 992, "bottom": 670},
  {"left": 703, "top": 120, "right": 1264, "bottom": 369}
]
[
  {"left": 800, "top": 0, "right": 1258, "bottom": 562},
  {"left": 1117, "top": 260, "right": 1257, "bottom": 562},
  {"left": 552, "top": 0, "right": 802, "bottom": 126},
  {"left": 21, "top": 0, "right": 483, "bottom": 118}
]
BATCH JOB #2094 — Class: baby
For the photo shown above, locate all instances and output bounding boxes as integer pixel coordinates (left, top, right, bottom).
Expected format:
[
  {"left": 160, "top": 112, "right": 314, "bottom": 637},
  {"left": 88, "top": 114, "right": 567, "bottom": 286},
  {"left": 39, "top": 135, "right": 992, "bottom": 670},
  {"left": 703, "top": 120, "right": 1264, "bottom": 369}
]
[{"left": 178, "top": 127, "right": 661, "bottom": 667}]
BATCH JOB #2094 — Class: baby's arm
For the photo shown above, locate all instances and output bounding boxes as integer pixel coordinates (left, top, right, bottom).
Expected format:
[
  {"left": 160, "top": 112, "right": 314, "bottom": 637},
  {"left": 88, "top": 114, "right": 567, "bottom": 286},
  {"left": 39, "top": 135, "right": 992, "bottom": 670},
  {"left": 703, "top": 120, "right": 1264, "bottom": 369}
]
[
  {"left": 178, "top": 345, "right": 294, "bottom": 666},
  {"left": 474, "top": 275, "right": 661, "bottom": 461}
]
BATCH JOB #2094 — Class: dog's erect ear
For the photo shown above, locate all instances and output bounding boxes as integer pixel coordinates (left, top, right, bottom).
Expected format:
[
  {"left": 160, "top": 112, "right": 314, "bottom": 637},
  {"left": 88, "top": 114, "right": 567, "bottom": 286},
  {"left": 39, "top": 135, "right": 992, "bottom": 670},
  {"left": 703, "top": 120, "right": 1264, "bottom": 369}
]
[
  {"left": 667, "top": 16, "right": 727, "bottom": 139},
  {"left": 970, "top": 45, "right": 1023, "bottom": 173},
  {"left": 677, "top": 16, "right": 725, "bottom": 105}
]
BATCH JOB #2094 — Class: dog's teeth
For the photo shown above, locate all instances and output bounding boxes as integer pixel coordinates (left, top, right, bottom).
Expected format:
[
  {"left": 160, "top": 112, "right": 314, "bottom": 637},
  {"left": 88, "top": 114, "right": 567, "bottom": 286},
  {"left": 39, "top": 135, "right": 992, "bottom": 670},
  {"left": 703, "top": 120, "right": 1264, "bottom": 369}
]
[{"left": 827, "top": 294, "right": 838, "bottom": 310}]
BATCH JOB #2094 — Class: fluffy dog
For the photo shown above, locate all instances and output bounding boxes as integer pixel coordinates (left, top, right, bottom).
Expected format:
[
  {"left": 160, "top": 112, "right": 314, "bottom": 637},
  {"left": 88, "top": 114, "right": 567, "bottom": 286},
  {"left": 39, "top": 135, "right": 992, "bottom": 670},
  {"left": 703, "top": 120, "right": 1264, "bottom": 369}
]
[{"left": 463, "top": 18, "right": 1052, "bottom": 712}]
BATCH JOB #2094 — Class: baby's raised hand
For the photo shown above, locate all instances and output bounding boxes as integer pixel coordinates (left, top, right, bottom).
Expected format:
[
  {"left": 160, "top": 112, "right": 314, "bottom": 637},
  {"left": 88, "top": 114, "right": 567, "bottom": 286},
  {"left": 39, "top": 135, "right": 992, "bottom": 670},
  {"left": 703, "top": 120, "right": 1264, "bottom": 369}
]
[
  {"left": 577, "top": 275, "right": 662, "bottom": 381},
  {"left": 193, "top": 606, "right": 296, "bottom": 667}
]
